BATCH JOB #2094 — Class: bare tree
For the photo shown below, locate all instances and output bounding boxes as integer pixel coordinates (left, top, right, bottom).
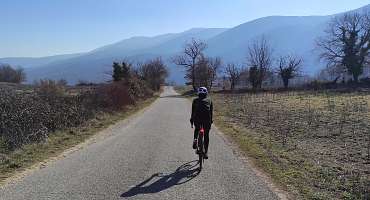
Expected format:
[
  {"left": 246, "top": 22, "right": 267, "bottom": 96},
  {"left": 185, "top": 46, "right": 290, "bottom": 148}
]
[
  {"left": 192, "top": 55, "right": 221, "bottom": 90},
  {"left": 172, "top": 38, "right": 207, "bottom": 90},
  {"left": 247, "top": 37, "right": 273, "bottom": 89},
  {"left": 317, "top": 12, "right": 370, "bottom": 83},
  {"left": 207, "top": 57, "right": 222, "bottom": 89},
  {"left": 277, "top": 55, "right": 302, "bottom": 88},
  {"left": 138, "top": 57, "right": 168, "bottom": 91},
  {"left": 248, "top": 66, "right": 260, "bottom": 89},
  {"left": 194, "top": 55, "right": 210, "bottom": 89},
  {"left": 239, "top": 68, "right": 250, "bottom": 87},
  {"left": 225, "top": 63, "right": 241, "bottom": 90}
]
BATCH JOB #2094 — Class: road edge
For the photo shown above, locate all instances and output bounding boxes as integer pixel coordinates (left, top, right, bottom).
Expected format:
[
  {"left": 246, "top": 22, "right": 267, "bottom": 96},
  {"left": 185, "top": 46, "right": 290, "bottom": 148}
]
[{"left": 211, "top": 125, "right": 291, "bottom": 200}]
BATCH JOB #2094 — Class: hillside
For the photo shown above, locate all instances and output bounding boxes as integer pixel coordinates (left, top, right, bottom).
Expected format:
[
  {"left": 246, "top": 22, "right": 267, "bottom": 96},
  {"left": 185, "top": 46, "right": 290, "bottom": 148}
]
[{"left": 206, "top": 16, "right": 329, "bottom": 74}]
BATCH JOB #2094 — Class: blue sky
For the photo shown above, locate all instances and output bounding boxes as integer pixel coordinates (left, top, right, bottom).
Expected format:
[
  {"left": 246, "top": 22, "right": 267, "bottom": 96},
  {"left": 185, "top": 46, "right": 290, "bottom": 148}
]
[{"left": 1, "top": 0, "right": 369, "bottom": 57}]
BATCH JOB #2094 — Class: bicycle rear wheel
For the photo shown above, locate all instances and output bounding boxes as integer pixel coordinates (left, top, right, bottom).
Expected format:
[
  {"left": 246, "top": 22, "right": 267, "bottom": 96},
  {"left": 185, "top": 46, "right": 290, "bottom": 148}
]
[
  {"left": 199, "top": 152, "right": 203, "bottom": 170},
  {"left": 198, "top": 136, "right": 204, "bottom": 170}
]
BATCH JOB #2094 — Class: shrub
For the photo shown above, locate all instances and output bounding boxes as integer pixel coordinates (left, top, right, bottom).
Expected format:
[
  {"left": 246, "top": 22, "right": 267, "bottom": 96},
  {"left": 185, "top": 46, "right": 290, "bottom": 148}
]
[
  {"left": 137, "top": 58, "right": 168, "bottom": 91},
  {"left": 76, "top": 80, "right": 97, "bottom": 86},
  {"left": 127, "top": 77, "right": 153, "bottom": 100},
  {"left": 93, "top": 79, "right": 153, "bottom": 110},
  {"left": 34, "top": 79, "right": 66, "bottom": 98},
  {"left": 0, "top": 88, "right": 96, "bottom": 150},
  {"left": 0, "top": 74, "right": 154, "bottom": 150},
  {"left": 95, "top": 82, "right": 134, "bottom": 110},
  {"left": 0, "top": 64, "right": 26, "bottom": 83}
]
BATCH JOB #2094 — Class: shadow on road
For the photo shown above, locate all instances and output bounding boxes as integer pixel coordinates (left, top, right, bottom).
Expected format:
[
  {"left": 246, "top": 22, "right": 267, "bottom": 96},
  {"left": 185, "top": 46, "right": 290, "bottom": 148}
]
[{"left": 120, "top": 160, "right": 200, "bottom": 198}]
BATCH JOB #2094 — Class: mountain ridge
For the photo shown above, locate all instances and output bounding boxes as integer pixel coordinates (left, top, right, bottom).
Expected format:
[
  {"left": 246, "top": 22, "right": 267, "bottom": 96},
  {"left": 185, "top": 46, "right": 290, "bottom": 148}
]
[{"left": 1, "top": 4, "right": 369, "bottom": 84}]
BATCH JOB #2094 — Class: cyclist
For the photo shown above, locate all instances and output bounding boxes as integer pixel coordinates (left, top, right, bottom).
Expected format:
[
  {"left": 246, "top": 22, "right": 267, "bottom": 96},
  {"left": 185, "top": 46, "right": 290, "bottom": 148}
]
[{"left": 190, "top": 87, "right": 213, "bottom": 159}]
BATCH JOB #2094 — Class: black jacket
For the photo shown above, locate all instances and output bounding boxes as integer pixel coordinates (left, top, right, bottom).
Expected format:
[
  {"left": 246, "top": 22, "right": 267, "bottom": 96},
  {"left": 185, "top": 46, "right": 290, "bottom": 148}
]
[{"left": 191, "top": 97, "right": 213, "bottom": 124}]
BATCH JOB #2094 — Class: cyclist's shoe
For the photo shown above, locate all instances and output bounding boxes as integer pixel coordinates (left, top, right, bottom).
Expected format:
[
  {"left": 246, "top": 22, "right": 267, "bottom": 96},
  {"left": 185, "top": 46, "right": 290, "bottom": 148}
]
[
  {"left": 192, "top": 139, "right": 197, "bottom": 149},
  {"left": 204, "top": 153, "right": 209, "bottom": 159}
]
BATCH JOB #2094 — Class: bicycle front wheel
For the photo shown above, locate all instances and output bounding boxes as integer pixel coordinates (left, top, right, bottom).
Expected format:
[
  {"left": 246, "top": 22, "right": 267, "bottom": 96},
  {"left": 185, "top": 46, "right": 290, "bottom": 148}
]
[{"left": 199, "top": 152, "right": 203, "bottom": 170}]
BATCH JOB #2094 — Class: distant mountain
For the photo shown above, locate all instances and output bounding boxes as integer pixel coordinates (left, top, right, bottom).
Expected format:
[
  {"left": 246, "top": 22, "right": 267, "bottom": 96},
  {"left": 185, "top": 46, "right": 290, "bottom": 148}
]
[
  {"left": 25, "top": 28, "right": 227, "bottom": 84},
  {"left": 206, "top": 15, "right": 330, "bottom": 74},
  {"left": 0, "top": 53, "right": 83, "bottom": 69},
  {"left": 2, "top": 4, "right": 370, "bottom": 84}
]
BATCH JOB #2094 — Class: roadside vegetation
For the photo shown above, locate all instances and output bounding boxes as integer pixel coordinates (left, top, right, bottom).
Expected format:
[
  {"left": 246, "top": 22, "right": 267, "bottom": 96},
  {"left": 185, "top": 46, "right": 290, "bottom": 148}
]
[
  {"left": 0, "top": 64, "right": 26, "bottom": 84},
  {"left": 1, "top": 7, "right": 370, "bottom": 200},
  {"left": 0, "top": 57, "right": 168, "bottom": 183},
  {"left": 175, "top": 10, "right": 370, "bottom": 200},
  {"left": 212, "top": 91, "right": 369, "bottom": 199}
]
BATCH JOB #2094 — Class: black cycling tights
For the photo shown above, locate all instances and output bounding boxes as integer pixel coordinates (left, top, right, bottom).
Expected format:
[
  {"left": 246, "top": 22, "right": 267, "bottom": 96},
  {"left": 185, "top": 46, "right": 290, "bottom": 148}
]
[{"left": 193, "top": 123, "right": 211, "bottom": 153}]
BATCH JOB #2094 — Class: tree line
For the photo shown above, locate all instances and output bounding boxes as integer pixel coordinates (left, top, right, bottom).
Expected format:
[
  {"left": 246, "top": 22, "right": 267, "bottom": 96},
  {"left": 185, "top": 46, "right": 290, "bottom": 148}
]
[
  {"left": 111, "top": 57, "right": 168, "bottom": 91},
  {"left": 0, "top": 57, "right": 168, "bottom": 91},
  {"left": 172, "top": 37, "right": 302, "bottom": 91},
  {"left": 173, "top": 10, "right": 370, "bottom": 91}
]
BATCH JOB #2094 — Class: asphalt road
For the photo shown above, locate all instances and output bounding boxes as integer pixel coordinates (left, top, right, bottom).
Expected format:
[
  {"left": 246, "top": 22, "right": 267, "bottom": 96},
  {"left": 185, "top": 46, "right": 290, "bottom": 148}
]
[{"left": 0, "top": 87, "right": 279, "bottom": 200}]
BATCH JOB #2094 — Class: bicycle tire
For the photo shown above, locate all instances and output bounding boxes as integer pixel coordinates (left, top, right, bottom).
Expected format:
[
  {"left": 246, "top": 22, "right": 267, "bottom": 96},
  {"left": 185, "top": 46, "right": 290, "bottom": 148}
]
[
  {"left": 198, "top": 134, "right": 204, "bottom": 170},
  {"left": 199, "top": 152, "right": 203, "bottom": 170}
]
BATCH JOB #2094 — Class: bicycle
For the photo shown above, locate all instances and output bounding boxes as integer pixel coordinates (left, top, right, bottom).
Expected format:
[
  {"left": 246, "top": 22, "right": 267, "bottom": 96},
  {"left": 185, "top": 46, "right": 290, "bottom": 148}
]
[{"left": 196, "top": 125, "right": 206, "bottom": 170}]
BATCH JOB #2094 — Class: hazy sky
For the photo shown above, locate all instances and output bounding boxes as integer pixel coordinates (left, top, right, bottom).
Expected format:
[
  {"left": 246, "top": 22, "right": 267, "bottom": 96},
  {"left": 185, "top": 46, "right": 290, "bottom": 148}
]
[{"left": 1, "top": 0, "right": 369, "bottom": 57}]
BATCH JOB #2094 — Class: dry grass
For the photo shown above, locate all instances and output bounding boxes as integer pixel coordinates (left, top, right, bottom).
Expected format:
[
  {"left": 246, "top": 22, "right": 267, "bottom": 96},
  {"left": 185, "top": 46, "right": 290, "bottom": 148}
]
[
  {"left": 0, "top": 81, "right": 158, "bottom": 184},
  {"left": 0, "top": 95, "right": 158, "bottom": 184},
  {"left": 211, "top": 90, "right": 369, "bottom": 200}
]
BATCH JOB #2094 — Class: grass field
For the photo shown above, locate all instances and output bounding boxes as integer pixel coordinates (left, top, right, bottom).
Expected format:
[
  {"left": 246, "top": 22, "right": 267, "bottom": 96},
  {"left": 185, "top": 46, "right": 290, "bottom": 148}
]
[
  {"left": 212, "top": 90, "right": 369, "bottom": 199},
  {"left": 175, "top": 86, "right": 369, "bottom": 199}
]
